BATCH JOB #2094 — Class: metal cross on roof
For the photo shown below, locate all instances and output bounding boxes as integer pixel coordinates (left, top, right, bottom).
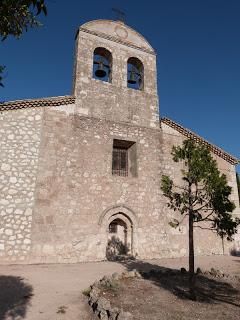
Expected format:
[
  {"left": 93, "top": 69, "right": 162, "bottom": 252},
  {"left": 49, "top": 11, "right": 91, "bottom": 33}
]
[{"left": 112, "top": 8, "right": 125, "bottom": 23}]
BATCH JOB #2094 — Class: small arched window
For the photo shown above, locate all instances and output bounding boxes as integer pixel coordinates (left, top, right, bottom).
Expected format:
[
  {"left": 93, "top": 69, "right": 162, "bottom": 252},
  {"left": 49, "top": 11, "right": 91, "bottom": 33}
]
[
  {"left": 127, "top": 57, "right": 144, "bottom": 90},
  {"left": 93, "top": 47, "right": 112, "bottom": 83}
]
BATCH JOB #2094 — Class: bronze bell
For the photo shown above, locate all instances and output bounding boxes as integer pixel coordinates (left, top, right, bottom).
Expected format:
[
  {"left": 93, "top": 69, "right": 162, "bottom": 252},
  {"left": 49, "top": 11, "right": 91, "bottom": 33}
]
[
  {"left": 95, "top": 61, "right": 107, "bottom": 78},
  {"left": 128, "top": 70, "right": 137, "bottom": 84}
]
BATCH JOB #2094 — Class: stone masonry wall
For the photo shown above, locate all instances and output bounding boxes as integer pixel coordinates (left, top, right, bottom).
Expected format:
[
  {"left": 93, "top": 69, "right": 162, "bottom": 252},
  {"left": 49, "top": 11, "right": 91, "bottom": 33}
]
[
  {"left": 73, "top": 23, "right": 159, "bottom": 130},
  {"left": 0, "top": 106, "right": 239, "bottom": 263},
  {"left": 161, "top": 123, "right": 240, "bottom": 256},
  {"left": 0, "top": 108, "right": 43, "bottom": 263},
  {"left": 30, "top": 106, "right": 164, "bottom": 263},
  {"left": 28, "top": 106, "right": 240, "bottom": 263}
]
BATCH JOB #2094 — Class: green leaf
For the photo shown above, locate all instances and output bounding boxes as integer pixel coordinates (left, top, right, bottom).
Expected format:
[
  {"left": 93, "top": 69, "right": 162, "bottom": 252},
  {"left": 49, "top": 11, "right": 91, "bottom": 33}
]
[
  {"left": 0, "top": 0, "right": 47, "bottom": 41},
  {"left": 161, "top": 138, "right": 239, "bottom": 241},
  {"left": 169, "top": 219, "right": 180, "bottom": 228}
]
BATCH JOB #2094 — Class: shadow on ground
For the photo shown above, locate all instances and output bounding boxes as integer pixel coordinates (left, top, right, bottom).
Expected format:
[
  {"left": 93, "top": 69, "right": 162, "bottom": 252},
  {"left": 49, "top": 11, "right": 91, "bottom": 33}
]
[
  {"left": 230, "top": 249, "right": 240, "bottom": 257},
  {"left": 0, "top": 275, "right": 33, "bottom": 320},
  {"left": 119, "top": 259, "right": 240, "bottom": 307},
  {"left": 106, "top": 237, "right": 129, "bottom": 261}
]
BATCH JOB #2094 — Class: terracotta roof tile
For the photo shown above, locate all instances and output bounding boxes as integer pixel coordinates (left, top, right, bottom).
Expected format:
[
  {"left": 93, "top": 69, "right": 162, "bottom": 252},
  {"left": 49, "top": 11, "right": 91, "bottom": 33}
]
[
  {"left": 0, "top": 95, "right": 75, "bottom": 111},
  {"left": 161, "top": 117, "right": 239, "bottom": 165}
]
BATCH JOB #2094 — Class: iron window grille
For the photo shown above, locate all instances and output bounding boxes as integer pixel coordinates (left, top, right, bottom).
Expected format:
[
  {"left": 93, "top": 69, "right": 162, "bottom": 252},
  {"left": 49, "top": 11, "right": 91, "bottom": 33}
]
[{"left": 112, "top": 147, "right": 128, "bottom": 177}]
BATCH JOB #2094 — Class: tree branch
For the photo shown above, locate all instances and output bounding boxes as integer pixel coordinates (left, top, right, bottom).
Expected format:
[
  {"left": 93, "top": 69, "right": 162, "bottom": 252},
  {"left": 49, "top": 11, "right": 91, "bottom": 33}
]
[
  {"left": 194, "top": 215, "right": 215, "bottom": 223},
  {"left": 173, "top": 183, "right": 188, "bottom": 192},
  {"left": 193, "top": 225, "right": 216, "bottom": 232},
  {"left": 193, "top": 201, "right": 210, "bottom": 212}
]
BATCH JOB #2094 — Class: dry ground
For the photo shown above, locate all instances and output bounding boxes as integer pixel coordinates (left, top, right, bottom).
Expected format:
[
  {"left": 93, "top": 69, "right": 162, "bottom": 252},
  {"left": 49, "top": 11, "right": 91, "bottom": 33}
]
[
  {"left": 0, "top": 255, "right": 239, "bottom": 320},
  {"left": 0, "top": 261, "right": 124, "bottom": 320},
  {"left": 100, "top": 266, "right": 240, "bottom": 320}
]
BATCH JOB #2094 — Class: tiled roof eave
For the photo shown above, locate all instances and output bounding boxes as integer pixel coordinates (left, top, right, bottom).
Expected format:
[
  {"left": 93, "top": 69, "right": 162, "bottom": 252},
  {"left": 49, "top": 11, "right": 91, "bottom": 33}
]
[
  {"left": 0, "top": 95, "right": 75, "bottom": 112},
  {"left": 161, "top": 117, "right": 239, "bottom": 165}
]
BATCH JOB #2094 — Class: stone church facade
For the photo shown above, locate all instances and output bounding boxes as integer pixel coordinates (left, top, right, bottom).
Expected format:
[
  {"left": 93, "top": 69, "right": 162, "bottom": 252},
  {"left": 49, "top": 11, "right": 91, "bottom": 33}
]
[{"left": 0, "top": 20, "right": 239, "bottom": 264}]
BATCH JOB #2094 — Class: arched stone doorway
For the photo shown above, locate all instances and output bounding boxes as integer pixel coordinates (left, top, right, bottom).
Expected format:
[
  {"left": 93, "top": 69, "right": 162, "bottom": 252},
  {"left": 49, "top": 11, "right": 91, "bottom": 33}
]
[
  {"left": 106, "top": 214, "right": 132, "bottom": 260},
  {"left": 98, "top": 205, "right": 138, "bottom": 260}
]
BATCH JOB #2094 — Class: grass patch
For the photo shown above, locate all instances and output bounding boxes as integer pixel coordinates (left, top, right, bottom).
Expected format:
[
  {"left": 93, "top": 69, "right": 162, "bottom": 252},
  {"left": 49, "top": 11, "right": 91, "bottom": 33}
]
[
  {"left": 56, "top": 305, "right": 67, "bottom": 314},
  {"left": 100, "top": 279, "right": 120, "bottom": 293},
  {"left": 82, "top": 287, "right": 91, "bottom": 296}
]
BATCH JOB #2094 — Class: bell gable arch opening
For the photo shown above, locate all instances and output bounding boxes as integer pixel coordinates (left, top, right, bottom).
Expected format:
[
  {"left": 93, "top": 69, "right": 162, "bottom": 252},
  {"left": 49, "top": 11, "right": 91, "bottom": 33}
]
[
  {"left": 127, "top": 57, "right": 144, "bottom": 91},
  {"left": 93, "top": 47, "right": 112, "bottom": 83}
]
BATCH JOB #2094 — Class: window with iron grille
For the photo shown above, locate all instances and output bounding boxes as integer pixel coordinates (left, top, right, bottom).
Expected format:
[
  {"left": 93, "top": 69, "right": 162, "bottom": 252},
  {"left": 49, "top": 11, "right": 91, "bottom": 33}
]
[
  {"left": 112, "top": 147, "right": 128, "bottom": 176},
  {"left": 112, "top": 139, "right": 137, "bottom": 177}
]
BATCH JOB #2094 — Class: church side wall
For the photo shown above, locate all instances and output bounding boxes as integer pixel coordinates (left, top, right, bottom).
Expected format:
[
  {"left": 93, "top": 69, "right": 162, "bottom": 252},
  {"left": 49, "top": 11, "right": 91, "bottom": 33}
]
[
  {"left": 0, "top": 108, "right": 43, "bottom": 263},
  {"left": 161, "top": 123, "right": 240, "bottom": 256}
]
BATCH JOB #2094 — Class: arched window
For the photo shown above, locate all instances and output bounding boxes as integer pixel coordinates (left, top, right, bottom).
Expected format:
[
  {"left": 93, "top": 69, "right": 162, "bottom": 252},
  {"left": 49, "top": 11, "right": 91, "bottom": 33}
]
[
  {"left": 93, "top": 47, "right": 112, "bottom": 83},
  {"left": 127, "top": 57, "right": 144, "bottom": 90}
]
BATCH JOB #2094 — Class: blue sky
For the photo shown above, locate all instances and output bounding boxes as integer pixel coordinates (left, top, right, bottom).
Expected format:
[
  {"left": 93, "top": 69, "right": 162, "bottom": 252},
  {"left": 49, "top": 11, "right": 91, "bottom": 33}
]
[{"left": 1, "top": 0, "right": 239, "bottom": 171}]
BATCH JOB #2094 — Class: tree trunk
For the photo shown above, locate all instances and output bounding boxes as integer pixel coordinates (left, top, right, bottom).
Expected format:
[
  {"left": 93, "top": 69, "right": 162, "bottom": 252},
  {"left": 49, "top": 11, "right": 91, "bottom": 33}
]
[
  {"left": 222, "top": 235, "right": 225, "bottom": 255},
  {"left": 189, "top": 210, "right": 196, "bottom": 300}
]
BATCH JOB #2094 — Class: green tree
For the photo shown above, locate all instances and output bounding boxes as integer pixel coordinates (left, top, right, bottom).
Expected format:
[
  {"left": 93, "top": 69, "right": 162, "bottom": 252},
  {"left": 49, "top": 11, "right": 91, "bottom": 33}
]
[
  {"left": 161, "top": 139, "right": 239, "bottom": 300},
  {"left": 237, "top": 173, "right": 240, "bottom": 204},
  {"left": 0, "top": 0, "right": 47, "bottom": 86},
  {"left": 0, "top": 66, "right": 5, "bottom": 87}
]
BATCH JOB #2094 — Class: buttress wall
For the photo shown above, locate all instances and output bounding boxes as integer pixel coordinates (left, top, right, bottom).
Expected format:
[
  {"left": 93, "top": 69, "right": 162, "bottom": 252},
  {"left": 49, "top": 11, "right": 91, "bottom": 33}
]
[{"left": 30, "top": 107, "right": 164, "bottom": 263}]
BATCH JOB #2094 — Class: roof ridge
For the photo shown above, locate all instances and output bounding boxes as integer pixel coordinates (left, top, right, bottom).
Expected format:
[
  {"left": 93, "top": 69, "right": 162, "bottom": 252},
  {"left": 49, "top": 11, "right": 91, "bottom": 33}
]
[{"left": 161, "top": 117, "right": 239, "bottom": 165}]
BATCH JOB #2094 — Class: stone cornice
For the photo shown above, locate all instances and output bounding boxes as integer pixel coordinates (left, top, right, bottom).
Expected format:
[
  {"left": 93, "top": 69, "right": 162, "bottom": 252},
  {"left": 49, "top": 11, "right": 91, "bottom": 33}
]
[{"left": 79, "top": 27, "right": 156, "bottom": 56}]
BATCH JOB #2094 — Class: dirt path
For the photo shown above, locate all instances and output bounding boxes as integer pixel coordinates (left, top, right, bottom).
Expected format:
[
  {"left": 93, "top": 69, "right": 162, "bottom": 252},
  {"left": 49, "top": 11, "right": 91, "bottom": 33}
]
[
  {"left": 0, "top": 261, "right": 125, "bottom": 320},
  {"left": 0, "top": 255, "right": 239, "bottom": 320}
]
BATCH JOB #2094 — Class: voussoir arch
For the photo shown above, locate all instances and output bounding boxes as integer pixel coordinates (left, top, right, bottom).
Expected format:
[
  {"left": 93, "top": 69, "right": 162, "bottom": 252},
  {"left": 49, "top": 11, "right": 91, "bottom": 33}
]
[{"left": 98, "top": 204, "right": 138, "bottom": 227}]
